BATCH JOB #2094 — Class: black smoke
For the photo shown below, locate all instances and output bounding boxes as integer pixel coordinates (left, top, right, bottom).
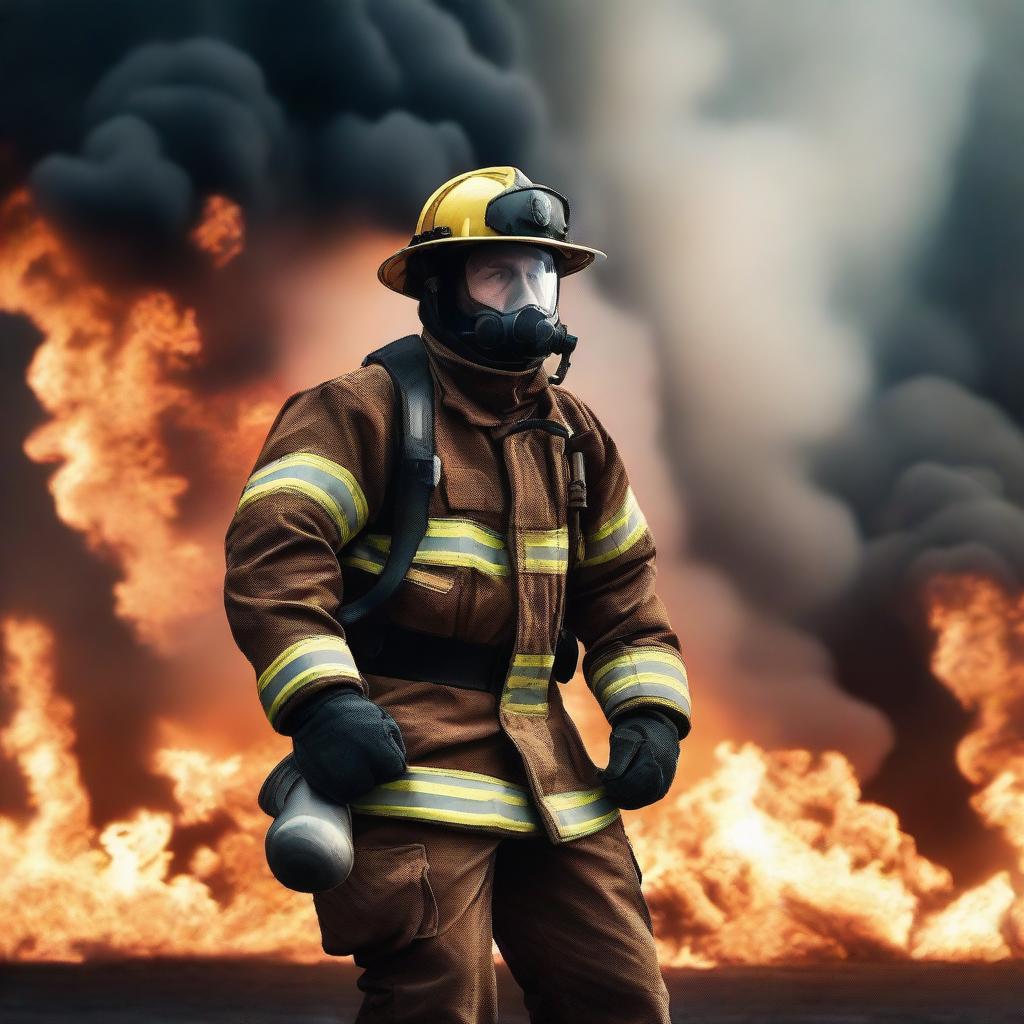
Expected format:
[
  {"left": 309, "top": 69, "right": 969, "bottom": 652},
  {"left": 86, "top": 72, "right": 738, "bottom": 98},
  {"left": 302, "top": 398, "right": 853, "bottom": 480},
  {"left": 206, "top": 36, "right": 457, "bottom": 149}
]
[
  {"left": 815, "top": 7, "right": 1024, "bottom": 876},
  {"left": 1, "top": 0, "right": 542, "bottom": 269}
]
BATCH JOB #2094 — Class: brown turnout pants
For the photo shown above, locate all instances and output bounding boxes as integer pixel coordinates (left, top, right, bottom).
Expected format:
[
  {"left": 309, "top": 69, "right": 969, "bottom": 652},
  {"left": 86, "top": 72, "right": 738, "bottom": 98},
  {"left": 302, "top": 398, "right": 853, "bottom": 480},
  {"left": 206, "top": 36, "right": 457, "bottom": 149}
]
[{"left": 312, "top": 814, "right": 670, "bottom": 1024}]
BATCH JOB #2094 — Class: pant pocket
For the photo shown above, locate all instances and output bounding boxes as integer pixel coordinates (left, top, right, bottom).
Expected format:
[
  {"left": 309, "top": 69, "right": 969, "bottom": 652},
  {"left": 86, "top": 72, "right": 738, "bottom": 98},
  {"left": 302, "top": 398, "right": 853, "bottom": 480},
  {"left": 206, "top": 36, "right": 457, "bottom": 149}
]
[{"left": 313, "top": 843, "right": 439, "bottom": 957}]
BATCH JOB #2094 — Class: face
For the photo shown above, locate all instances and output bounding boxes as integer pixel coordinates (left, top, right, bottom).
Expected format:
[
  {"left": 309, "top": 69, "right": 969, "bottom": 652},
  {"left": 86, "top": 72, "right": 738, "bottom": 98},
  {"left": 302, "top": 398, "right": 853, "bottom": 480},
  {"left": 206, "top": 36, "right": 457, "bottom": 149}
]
[{"left": 461, "top": 243, "right": 559, "bottom": 315}]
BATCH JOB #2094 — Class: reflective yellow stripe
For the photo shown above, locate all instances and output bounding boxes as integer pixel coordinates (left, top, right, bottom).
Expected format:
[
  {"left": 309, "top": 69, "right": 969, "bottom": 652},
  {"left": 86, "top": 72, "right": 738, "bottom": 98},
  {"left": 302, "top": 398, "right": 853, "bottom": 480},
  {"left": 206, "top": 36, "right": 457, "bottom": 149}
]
[
  {"left": 511, "top": 653, "right": 556, "bottom": 668},
  {"left": 257, "top": 635, "right": 360, "bottom": 725},
  {"left": 501, "top": 652, "right": 553, "bottom": 716},
  {"left": 545, "top": 787, "right": 605, "bottom": 811},
  {"left": 580, "top": 487, "right": 649, "bottom": 568},
  {"left": 426, "top": 518, "right": 506, "bottom": 548},
  {"left": 500, "top": 698, "right": 549, "bottom": 715},
  {"left": 343, "top": 518, "right": 510, "bottom": 577},
  {"left": 352, "top": 769, "right": 620, "bottom": 842},
  {"left": 351, "top": 766, "right": 542, "bottom": 835},
  {"left": 599, "top": 671, "right": 690, "bottom": 703},
  {"left": 590, "top": 647, "right": 691, "bottom": 723},
  {"left": 591, "top": 648, "right": 686, "bottom": 687},
  {"left": 339, "top": 540, "right": 454, "bottom": 592},
  {"left": 541, "top": 788, "right": 620, "bottom": 840},
  {"left": 520, "top": 527, "right": 569, "bottom": 573},
  {"left": 237, "top": 452, "right": 367, "bottom": 547}
]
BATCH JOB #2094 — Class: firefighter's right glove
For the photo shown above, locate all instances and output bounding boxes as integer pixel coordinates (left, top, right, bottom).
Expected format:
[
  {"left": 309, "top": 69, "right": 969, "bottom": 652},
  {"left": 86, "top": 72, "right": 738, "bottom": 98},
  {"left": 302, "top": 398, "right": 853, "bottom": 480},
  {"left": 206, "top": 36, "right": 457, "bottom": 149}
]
[
  {"left": 279, "top": 687, "right": 407, "bottom": 806},
  {"left": 601, "top": 709, "right": 680, "bottom": 810}
]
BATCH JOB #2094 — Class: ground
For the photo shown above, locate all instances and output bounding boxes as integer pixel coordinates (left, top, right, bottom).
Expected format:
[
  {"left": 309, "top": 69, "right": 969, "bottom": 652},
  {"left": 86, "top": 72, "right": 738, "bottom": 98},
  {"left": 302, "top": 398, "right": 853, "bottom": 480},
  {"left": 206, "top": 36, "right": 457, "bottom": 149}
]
[{"left": 0, "top": 960, "right": 1018, "bottom": 1023}]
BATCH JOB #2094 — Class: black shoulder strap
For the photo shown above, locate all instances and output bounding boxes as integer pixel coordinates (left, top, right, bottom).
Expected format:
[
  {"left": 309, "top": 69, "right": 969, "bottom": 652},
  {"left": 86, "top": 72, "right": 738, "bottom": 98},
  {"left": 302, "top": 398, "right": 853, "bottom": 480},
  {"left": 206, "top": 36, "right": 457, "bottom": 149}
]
[{"left": 337, "top": 334, "right": 439, "bottom": 627}]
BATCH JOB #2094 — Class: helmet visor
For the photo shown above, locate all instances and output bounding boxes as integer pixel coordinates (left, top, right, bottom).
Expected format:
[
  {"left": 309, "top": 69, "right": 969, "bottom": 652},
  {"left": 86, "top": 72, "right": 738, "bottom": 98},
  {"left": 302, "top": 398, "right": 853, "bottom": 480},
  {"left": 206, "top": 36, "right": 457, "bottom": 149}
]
[
  {"left": 464, "top": 244, "right": 559, "bottom": 315},
  {"left": 485, "top": 186, "right": 570, "bottom": 241}
]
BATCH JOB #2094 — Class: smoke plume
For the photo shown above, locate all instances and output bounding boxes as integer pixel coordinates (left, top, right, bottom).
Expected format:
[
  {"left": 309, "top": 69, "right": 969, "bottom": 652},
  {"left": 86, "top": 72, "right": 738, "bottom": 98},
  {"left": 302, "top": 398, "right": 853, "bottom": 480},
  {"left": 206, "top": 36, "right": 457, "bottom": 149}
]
[{"left": 519, "top": 0, "right": 1024, "bottom": 874}]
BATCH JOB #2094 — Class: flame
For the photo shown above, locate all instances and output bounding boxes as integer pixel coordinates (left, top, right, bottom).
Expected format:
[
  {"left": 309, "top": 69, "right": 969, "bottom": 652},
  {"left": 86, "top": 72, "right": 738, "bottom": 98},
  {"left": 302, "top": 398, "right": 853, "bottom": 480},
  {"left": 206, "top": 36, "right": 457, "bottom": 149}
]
[
  {"left": 0, "top": 617, "right": 321, "bottom": 961},
  {"left": 626, "top": 574, "right": 1024, "bottom": 965},
  {"left": 0, "top": 191, "right": 272, "bottom": 646},
  {"left": 4, "top": 582, "right": 1024, "bottom": 963},
  {"left": 190, "top": 195, "right": 244, "bottom": 268},
  {"left": 927, "top": 575, "right": 1024, "bottom": 865},
  {"left": 630, "top": 743, "right": 953, "bottom": 965}
]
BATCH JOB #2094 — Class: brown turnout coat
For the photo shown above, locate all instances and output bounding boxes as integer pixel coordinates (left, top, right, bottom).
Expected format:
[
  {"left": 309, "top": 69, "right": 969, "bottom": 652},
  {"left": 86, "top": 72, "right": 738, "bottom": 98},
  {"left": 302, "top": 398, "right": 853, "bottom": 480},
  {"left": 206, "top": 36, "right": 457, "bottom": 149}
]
[{"left": 224, "top": 331, "right": 691, "bottom": 845}]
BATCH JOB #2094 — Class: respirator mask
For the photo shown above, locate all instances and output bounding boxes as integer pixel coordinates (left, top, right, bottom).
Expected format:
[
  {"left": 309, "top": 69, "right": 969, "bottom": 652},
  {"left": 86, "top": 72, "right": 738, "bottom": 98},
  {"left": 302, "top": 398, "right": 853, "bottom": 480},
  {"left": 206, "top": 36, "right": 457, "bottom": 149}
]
[{"left": 420, "top": 242, "right": 579, "bottom": 384}]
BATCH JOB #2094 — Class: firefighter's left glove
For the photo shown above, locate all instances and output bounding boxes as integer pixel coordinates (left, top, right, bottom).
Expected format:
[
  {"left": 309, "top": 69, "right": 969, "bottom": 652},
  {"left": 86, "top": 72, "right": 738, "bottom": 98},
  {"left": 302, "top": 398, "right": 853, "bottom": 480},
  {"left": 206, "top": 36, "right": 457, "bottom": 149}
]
[
  {"left": 280, "top": 687, "right": 407, "bottom": 806},
  {"left": 601, "top": 709, "right": 680, "bottom": 810}
]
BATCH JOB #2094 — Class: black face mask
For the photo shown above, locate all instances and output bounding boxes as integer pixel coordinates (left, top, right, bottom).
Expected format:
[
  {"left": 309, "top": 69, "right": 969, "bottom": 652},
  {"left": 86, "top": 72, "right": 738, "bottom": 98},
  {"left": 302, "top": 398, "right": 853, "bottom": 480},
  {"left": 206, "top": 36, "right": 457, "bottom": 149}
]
[
  {"left": 473, "top": 303, "right": 576, "bottom": 372},
  {"left": 416, "top": 250, "right": 578, "bottom": 384}
]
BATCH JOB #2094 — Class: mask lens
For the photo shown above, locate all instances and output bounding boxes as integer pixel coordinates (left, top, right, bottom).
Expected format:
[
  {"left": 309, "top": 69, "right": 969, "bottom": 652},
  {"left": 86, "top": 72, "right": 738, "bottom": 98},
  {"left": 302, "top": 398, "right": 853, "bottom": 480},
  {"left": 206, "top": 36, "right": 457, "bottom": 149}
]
[{"left": 464, "top": 244, "right": 558, "bottom": 315}]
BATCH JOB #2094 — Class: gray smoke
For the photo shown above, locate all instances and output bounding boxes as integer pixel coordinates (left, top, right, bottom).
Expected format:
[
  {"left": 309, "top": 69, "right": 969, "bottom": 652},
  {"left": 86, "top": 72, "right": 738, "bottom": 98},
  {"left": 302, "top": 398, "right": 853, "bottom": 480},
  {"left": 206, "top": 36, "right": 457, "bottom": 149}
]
[{"left": 516, "top": 0, "right": 1024, "bottom": 872}]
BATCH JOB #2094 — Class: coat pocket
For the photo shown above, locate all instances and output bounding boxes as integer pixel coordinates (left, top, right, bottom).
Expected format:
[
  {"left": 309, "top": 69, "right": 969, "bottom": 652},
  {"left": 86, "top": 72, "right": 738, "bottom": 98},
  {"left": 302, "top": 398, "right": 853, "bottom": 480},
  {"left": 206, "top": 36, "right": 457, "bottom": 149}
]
[{"left": 313, "top": 843, "right": 439, "bottom": 957}]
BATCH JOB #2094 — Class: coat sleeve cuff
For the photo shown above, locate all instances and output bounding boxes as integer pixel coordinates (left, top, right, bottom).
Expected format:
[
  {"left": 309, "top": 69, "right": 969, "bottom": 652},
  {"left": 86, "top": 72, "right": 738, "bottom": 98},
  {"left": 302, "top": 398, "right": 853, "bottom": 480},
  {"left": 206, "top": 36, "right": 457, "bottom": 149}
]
[
  {"left": 257, "top": 634, "right": 366, "bottom": 730},
  {"left": 587, "top": 644, "right": 692, "bottom": 738}
]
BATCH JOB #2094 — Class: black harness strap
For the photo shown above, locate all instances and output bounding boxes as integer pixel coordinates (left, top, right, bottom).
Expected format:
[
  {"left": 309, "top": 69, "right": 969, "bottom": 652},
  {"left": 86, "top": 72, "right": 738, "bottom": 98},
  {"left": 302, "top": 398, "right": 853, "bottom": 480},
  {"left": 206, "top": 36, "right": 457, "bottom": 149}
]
[
  {"left": 337, "top": 335, "right": 440, "bottom": 628},
  {"left": 346, "top": 620, "right": 514, "bottom": 694}
]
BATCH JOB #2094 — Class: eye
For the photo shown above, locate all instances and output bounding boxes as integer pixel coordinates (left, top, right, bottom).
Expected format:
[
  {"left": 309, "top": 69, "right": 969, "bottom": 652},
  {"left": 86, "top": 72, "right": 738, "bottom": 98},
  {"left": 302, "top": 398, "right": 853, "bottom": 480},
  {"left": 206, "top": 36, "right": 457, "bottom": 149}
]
[{"left": 485, "top": 268, "right": 510, "bottom": 282}]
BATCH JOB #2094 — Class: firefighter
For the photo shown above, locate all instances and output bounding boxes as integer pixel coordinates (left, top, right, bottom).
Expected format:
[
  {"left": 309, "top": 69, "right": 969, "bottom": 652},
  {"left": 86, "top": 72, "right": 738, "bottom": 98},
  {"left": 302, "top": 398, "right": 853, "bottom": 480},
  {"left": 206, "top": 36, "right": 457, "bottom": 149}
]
[{"left": 224, "top": 166, "right": 691, "bottom": 1024}]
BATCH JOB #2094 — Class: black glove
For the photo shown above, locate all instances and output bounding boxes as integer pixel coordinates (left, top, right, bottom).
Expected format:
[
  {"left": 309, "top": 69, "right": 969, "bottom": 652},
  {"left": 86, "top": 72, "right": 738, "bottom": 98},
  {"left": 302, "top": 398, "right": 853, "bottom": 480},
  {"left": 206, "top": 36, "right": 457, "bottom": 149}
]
[
  {"left": 601, "top": 709, "right": 680, "bottom": 810},
  {"left": 279, "top": 686, "right": 407, "bottom": 805}
]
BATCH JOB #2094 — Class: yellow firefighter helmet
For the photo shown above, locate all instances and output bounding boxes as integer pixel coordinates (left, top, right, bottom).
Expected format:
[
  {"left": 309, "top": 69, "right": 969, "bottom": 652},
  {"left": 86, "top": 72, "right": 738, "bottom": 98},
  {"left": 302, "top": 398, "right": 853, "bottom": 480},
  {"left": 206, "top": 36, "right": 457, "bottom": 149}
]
[{"left": 378, "top": 166, "right": 606, "bottom": 298}]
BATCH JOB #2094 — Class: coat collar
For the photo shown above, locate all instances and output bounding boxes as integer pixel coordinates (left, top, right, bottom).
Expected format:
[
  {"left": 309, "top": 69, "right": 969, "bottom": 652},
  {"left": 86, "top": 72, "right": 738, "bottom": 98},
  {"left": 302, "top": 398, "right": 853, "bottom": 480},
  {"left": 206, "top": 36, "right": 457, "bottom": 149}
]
[{"left": 421, "top": 329, "right": 552, "bottom": 428}]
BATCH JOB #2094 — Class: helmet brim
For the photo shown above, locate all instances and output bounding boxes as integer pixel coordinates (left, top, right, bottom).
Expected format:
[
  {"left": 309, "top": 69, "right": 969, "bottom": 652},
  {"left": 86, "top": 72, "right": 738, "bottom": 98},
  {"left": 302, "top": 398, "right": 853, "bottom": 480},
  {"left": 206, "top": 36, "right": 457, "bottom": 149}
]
[{"left": 378, "top": 235, "right": 607, "bottom": 298}]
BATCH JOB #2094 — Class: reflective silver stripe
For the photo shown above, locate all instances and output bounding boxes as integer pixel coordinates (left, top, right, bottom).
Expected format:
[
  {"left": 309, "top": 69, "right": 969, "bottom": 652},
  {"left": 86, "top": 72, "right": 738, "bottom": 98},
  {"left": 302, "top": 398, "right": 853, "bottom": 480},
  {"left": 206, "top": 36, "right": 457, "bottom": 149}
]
[
  {"left": 258, "top": 635, "right": 360, "bottom": 725},
  {"left": 342, "top": 519, "right": 509, "bottom": 577},
  {"left": 520, "top": 528, "right": 569, "bottom": 573},
  {"left": 238, "top": 452, "right": 368, "bottom": 547},
  {"left": 591, "top": 648, "right": 691, "bottom": 722},
  {"left": 543, "top": 788, "right": 620, "bottom": 840},
  {"left": 351, "top": 766, "right": 542, "bottom": 835},
  {"left": 603, "top": 681, "right": 692, "bottom": 718},
  {"left": 580, "top": 487, "right": 648, "bottom": 568},
  {"left": 503, "top": 688, "right": 548, "bottom": 706},
  {"left": 502, "top": 653, "right": 554, "bottom": 715}
]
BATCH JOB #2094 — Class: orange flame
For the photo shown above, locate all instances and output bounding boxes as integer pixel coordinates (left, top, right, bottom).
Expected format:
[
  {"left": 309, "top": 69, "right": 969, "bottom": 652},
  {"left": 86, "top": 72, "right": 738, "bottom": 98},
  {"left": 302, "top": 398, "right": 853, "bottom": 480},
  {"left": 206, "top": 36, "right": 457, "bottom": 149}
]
[
  {"left": 3, "top": 583, "right": 1023, "bottom": 963},
  {"left": 630, "top": 744, "right": 953, "bottom": 965},
  {"left": 0, "top": 191, "right": 272, "bottom": 647},
  {"left": 625, "top": 574, "right": 1024, "bottom": 965},
  {"left": 0, "top": 617, "right": 321, "bottom": 961},
  {"left": 190, "top": 195, "right": 244, "bottom": 268}
]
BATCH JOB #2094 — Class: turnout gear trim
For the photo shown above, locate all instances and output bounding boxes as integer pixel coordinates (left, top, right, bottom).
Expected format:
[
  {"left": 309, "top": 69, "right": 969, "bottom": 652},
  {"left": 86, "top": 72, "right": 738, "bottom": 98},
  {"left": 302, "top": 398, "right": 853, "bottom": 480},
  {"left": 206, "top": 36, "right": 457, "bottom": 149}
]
[
  {"left": 580, "top": 486, "right": 648, "bottom": 569},
  {"left": 238, "top": 451, "right": 368, "bottom": 548},
  {"left": 590, "top": 646, "right": 691, "bottom": 726},
  {"left": 258, "top": 635, "right": 362, "bottom": 726},
  {"left": 520, "top": 527, "right": 570, "bottom": 573},
  {"left": 542, "top": 786, "right": 621, "bottom": 841},
  {"left": 343, "top": 517, "right": 510, "bottom": 578},
  {"left": 349, "top": 765, "right": 621, "bottom": 841},
  {"left": 351, "top": 765, "right": 541, "bottom": 835},
  {"left": 500, "top": 653, "right": 554, "bottom": 715}
]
